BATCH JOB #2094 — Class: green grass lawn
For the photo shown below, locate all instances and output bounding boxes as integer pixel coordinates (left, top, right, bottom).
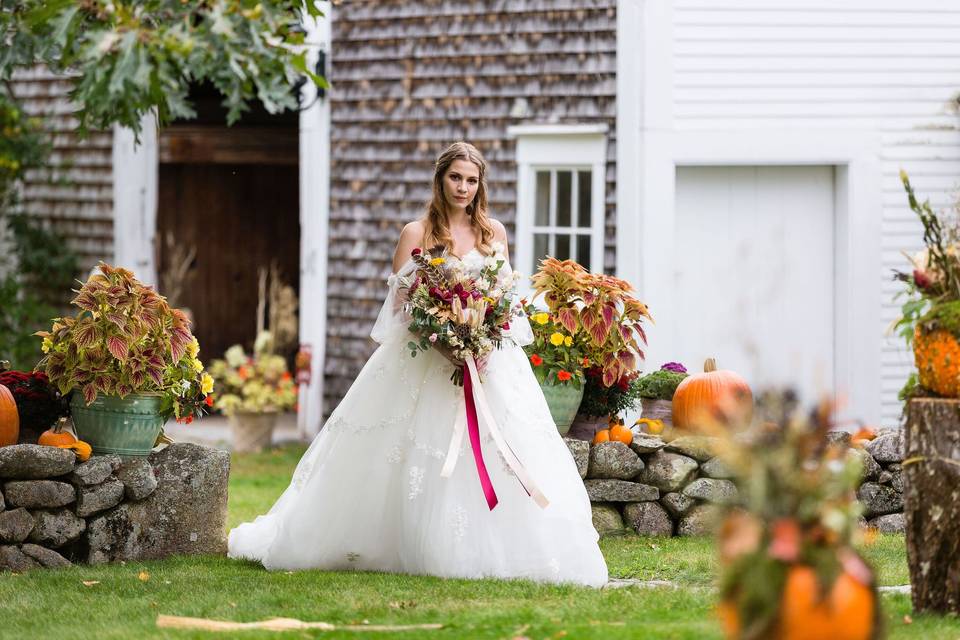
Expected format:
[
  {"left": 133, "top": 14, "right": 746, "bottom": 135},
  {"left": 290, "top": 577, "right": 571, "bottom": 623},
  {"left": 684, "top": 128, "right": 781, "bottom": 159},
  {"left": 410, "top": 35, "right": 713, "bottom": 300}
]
[{"left": 0, "top": 444, "right": 957, "bottom": 639}]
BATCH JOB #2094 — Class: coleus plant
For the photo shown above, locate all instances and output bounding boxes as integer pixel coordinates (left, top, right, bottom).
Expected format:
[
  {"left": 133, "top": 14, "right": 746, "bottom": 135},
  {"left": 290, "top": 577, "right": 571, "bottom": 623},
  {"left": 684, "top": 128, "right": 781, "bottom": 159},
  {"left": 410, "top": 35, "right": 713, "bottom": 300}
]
[
  {"left": 35, "top": 263, "right": 213, "bottom": 421},
  {"left": 530, "top": 257, "right": 652, "bottom": 387}
]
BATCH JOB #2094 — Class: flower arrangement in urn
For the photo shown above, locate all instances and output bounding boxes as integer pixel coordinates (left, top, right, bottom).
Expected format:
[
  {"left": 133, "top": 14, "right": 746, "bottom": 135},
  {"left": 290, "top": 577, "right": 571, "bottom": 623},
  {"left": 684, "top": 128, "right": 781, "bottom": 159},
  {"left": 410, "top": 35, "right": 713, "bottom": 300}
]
[
  {"left": 207, "top": 330, "right": 297, "bottom": 452},
  {"left": 528, "top": 257, "right": 652, "bottom": 438},
  {"left": 893, "top": 171, "right": 960, "bottom": 400},
  {"left": 34, "top": 263, "right": 213, "bottom": 455},
  {"left": 702, "top": 392, "right": 881, "bottom": 640}
]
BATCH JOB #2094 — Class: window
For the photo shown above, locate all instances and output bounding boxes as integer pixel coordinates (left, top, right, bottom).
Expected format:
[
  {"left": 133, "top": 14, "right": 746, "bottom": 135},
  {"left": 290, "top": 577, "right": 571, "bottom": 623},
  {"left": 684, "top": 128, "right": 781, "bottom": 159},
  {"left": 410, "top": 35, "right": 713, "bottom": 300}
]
[
  {"left": 508, "top": 124, "right": 608, "bottom": 285},
  {"left": 532, "top": 168, "right": 594, "bottom": 270}
]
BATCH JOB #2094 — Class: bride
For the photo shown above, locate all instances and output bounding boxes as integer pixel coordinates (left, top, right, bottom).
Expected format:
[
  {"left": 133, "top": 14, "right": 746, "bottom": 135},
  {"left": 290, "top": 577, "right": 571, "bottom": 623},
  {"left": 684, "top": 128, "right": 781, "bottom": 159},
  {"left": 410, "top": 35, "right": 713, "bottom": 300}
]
[{"left": 228, "top": 142, "right": 609, "bottom": 587}]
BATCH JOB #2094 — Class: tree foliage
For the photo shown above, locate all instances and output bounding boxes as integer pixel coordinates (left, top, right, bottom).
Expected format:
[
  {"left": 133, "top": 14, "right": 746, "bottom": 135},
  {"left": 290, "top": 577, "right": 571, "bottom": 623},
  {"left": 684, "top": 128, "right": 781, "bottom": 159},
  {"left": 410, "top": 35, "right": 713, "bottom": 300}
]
[{"left": 0, "top": 0, "right": 326, "bottom": 137}]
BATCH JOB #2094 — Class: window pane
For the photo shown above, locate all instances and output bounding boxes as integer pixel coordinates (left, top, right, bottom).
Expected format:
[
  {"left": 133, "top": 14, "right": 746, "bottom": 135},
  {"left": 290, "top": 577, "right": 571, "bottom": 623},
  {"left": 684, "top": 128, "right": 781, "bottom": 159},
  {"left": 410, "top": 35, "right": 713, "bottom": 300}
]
[
  {"left": 555, "top": 234, "right": 571, "bottom": 261},
  {"left": 556, "top": 171, "right": 572, "bottom": 227},
  {"left": 577, "top": 234, "right": 592, "bottom": 270},
  {"left": 533, "top": 233, "right": 549, "bottom": 273},
  {"left": 578, "top": 170, "right": 592, "bottom": 227},
  {"left": 535, "top": 171, "right": 550, "bottom": 226}
]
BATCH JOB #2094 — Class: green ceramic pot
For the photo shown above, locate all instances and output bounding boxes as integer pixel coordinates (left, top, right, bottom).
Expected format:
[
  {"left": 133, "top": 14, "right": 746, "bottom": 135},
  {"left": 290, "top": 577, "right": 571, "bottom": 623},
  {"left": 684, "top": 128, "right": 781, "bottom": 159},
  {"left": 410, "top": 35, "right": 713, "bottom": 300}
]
[
  {"left": 70, "top": 393, "right": 166, "bottom": 456},
  {"left": 539, "top": 382, "right": 585, "bottom": 435}
]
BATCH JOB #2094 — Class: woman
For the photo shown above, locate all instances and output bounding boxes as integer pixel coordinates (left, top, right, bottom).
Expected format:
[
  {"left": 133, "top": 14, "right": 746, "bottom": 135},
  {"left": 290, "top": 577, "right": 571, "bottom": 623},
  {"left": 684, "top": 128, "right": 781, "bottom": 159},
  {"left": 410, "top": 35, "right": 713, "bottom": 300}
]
[{"left": 228, "top": 142, "right": 608, "bottom": 586}]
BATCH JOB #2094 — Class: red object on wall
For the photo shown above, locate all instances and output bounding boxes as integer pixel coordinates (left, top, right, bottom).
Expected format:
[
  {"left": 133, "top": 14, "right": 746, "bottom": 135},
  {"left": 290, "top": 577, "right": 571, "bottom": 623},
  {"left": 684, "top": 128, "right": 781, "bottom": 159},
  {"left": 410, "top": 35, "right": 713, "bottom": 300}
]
[{"left": 295, "top": 344, "right": 312, "bottom": 385}]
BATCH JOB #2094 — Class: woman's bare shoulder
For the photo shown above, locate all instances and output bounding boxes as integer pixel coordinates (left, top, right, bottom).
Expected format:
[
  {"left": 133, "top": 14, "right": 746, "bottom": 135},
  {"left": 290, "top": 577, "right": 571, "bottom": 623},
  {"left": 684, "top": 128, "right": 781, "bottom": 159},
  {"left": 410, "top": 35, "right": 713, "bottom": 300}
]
[
  {"left": 489, "top": 218, "right": 507, "bottom": 241},
  {"left": 400, "top": 219, "right": 426, "bottom": 242}
]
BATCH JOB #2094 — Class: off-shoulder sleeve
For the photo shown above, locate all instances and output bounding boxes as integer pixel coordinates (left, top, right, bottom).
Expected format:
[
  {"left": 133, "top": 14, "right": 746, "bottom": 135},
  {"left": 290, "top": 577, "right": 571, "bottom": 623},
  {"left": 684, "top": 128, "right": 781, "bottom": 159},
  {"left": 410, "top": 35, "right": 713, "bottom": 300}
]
[{"left": 370, "top": 258, "right": 417, "bottom": 344}]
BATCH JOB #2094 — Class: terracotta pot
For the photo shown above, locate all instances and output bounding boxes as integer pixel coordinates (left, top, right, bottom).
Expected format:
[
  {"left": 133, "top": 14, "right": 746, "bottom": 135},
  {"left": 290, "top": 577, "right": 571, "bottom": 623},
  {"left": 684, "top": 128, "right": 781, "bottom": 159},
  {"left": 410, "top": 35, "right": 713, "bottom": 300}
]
[
  {"left": 567, "top": 412, "right": 609, "bottom": 441},
  {"left": 640, "top": 398, "right": 673, "bottom": 427},
  {"left": 229, "top": 412, "right": 278, "bottom": 453}
]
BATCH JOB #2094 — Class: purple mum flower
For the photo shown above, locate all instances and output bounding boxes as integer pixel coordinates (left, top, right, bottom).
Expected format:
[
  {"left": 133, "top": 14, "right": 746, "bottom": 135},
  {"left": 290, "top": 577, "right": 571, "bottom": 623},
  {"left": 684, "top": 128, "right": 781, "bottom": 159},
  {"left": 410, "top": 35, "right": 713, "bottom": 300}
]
[{"left": 660, "top": 362, "right": 687, "bottom": 374}]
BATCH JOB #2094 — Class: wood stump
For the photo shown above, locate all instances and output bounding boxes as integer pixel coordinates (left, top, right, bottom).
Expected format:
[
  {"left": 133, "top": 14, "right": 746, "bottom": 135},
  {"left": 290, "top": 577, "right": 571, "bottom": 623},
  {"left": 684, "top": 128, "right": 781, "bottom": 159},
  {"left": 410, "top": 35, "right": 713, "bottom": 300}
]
[{"left": 904, "top": 398, "right": 960, "bottom": 614}]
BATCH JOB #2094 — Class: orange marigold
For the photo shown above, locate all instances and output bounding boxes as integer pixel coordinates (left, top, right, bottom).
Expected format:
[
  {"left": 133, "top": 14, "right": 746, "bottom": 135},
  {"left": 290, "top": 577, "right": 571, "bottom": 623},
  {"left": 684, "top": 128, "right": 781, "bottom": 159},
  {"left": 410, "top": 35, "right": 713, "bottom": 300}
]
[
  {"left": 529, "top": 354, "right": 543, "bottom": 367},
  {"left": 557, "top": 370, "right": 572, "bottom": 381}
]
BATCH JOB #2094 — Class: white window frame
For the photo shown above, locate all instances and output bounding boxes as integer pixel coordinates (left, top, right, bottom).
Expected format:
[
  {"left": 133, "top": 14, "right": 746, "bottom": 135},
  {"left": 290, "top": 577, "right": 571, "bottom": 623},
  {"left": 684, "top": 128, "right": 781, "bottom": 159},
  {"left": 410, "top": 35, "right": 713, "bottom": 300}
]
[{"left": 508, "top": 124, "right": 608, "bottom": 298}]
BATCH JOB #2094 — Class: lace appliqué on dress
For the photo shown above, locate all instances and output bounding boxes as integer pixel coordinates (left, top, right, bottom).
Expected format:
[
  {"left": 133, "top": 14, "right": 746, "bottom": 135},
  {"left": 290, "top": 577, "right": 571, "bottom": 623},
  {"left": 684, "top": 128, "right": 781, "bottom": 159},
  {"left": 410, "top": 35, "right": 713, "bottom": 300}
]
[{"left": 408, "top": 466, "right": 425, "bottom": 500}]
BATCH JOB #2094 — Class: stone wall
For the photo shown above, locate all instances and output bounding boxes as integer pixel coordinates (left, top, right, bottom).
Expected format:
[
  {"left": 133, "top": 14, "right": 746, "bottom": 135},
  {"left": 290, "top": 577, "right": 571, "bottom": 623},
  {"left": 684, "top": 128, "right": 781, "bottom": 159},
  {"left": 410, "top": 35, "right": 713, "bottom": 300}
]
[
  {"left": 0, "top": 443, "right": 229, "bottom": 571},
  {"left": 564, "top": 430, "right": 905, "bottom": 537}
]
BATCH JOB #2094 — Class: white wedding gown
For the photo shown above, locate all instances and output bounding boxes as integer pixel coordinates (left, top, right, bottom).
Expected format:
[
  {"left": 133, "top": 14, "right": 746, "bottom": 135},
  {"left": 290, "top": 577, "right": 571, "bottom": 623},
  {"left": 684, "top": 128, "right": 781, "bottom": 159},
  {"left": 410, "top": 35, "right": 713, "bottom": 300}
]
[{"left": 228, "top": 249, "right": 608, "bottom": 586}]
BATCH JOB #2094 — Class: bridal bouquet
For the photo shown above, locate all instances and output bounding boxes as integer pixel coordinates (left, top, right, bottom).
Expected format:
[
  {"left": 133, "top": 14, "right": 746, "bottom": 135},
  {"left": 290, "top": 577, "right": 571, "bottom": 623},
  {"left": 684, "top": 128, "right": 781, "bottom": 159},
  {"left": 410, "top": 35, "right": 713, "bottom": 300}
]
[{"left": 400, "top": 243, "right": 522, "bottom": 385}]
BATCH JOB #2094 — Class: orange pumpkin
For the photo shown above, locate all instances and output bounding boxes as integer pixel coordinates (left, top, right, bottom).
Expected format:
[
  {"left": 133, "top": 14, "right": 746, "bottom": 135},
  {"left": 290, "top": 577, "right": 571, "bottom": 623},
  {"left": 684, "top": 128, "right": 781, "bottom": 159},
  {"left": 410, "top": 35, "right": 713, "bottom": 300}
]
[
  {"left": 609, "top": 423, "right": 633, "bottom": 445},
  {"left": 720, "top": 564, "right": 876, "bottom": 640},
  {"left": 58, "top": 440, "right": 92, "bottom": 462},
  {"left": 0, "top": 383, "right": 19, "bottom": 446},
  {"left": 592, "top": 429, "right": 610, "bottom": 444},
  {"left": 38, "top": 422, "right": 77, "bottom": 447},
  {"left": 672, "top": 358, "right": 753, "bottom": 431},
  {"left": 913, "top": 326, "right": 960, "bottom": 397}
]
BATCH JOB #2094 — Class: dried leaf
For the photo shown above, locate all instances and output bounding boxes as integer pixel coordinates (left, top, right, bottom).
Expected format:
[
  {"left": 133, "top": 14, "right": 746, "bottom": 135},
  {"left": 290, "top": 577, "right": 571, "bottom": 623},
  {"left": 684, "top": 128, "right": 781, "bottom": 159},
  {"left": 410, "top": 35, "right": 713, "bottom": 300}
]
[
  {"left": 138, "top": 570, "right": 150, "bottom": 582},
  {"left": 81, "top": 580, "right": 100, "bottom": 587}
]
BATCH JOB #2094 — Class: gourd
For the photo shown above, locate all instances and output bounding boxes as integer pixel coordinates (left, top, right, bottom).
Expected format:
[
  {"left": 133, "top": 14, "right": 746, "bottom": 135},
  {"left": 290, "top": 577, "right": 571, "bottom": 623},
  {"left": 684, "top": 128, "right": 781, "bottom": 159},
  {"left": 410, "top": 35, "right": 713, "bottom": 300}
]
[
  {"left": 672, "top": 358, "right": 753, "bottom": 430},
  {"left": 592, "top": 429, "right": 610, "bottom": 444},
  {"left": 59, "top": 440, "right": 92, "bottom": 462},
  {"left": 0, "top": 381, "right": 18, "bottom": 446}
]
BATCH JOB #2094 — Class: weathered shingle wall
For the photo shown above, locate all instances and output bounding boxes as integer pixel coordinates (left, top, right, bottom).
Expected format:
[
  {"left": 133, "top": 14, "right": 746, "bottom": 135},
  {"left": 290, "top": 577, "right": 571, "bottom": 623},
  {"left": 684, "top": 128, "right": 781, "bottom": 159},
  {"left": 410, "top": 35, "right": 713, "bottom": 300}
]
[
  {"left": 10, "top": 67, "right": 114, "bottom": 275},
  {"left": 325, "top": 0, "right": 618, "bottom": 414}
]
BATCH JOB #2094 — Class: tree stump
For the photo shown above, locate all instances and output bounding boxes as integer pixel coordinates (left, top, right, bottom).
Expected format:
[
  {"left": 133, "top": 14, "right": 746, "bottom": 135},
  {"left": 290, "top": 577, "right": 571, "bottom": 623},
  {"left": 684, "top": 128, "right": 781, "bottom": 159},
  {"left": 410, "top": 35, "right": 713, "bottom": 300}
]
[{"left": 904, "top": 398, "right": 960, "bottom": 614}]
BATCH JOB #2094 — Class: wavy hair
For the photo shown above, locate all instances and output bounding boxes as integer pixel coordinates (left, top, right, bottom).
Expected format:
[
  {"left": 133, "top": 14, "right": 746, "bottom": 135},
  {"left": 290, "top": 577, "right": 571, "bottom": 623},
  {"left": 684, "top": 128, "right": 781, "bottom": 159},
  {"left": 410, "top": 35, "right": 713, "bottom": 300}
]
[{"left": 421, "top": 142, "right": 495, "bottom": 256}]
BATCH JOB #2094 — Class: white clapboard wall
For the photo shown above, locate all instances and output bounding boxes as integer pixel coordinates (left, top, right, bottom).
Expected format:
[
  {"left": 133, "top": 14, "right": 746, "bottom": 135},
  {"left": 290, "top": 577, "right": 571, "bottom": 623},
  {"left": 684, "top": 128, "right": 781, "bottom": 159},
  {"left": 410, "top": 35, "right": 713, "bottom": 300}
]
[{"left": 671, "top": 0, "right": 960, "bottom": 426}]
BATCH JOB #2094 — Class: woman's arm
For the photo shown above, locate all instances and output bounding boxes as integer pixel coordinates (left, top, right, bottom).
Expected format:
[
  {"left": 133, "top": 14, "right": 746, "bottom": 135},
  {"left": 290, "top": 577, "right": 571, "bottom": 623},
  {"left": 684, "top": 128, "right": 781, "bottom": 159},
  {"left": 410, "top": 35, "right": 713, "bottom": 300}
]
[{"left": 393, "top": 220, "right": 425, "bottom": 274}]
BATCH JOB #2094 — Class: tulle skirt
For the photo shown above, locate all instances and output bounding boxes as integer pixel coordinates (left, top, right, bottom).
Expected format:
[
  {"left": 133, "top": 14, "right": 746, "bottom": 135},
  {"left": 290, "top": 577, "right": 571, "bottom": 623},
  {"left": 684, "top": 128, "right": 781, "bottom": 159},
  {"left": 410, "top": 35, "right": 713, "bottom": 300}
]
[{"left": 228, "top": 334, "right": 608, "bottom": 587}]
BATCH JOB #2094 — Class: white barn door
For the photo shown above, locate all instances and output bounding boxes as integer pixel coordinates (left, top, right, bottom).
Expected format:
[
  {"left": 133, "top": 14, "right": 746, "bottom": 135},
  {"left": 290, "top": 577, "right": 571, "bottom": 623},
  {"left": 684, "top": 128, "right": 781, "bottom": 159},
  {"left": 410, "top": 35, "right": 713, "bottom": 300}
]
[{"left": 673, "top": 165, "right": 836, "bottom": 405}]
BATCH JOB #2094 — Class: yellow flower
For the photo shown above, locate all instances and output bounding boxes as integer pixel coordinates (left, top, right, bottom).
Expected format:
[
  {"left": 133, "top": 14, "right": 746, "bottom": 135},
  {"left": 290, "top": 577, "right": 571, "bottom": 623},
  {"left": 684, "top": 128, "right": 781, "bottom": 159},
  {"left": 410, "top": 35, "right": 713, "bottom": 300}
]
[
  {"left": 430, "top": 257, "right": 446, "bottom": 266},
  {"left": 533, "top": 312, "right": 550, "bottom": 325},
  {"left": 187, "top": 338, "right": 200, "bottom": 358},
  {"left": 192, "top": 358, "right": 204, "bottom": 373},
  {"left": 41, "top": 336, "right": 53, "bottom": 354},
  {"left": 201, "top": 373, "right": 214, "bottom": 395},
  {"left": 550, "top": 332, "right": 565, "bottom": 346},
  {"left": 564, "top": 336, "right": 573, "bottom": 347}
]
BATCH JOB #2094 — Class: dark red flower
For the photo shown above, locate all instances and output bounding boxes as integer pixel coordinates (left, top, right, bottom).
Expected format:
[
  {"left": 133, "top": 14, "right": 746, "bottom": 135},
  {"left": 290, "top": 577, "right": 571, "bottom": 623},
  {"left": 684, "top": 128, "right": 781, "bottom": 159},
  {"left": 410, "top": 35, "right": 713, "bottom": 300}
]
[
  {"left": 411, "top": 248, "right": 422, "bottom": 256},
  {"left": 913, "top": 268, "right": 932, "bottom": 290}
]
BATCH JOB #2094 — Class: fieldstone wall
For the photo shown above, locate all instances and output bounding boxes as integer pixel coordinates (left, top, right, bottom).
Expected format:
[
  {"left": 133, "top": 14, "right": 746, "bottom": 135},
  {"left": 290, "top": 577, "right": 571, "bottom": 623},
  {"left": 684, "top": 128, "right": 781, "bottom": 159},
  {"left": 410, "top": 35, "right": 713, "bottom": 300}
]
[
  {"left": 0, "top": 443, "right": 230, "bottom": 571},
  {"left": 565, "top": 430, "right": 906, "bottom": 537}
]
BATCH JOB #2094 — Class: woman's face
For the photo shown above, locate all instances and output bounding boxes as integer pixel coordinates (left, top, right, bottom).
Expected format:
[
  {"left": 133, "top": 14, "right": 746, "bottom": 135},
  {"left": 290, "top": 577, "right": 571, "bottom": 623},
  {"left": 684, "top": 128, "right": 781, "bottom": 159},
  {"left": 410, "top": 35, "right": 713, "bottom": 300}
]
[{"left": 442, "top": 159, "right": 480, "bottom": 212}]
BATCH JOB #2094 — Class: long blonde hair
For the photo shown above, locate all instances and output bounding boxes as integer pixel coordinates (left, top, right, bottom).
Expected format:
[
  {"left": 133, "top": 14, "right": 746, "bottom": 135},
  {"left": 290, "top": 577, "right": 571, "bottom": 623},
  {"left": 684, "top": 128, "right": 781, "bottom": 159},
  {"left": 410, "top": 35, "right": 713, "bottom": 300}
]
[{"left": 421, "top": 142, "right": 495, "bottom": 256}]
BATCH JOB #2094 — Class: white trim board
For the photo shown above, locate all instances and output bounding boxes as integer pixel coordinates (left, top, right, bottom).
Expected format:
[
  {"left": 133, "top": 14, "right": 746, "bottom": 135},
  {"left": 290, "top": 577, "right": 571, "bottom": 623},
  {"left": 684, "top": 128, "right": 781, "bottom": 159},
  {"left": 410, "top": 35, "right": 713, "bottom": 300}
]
[
  {"left": 112, "top": 113, "right": 159, "bottom": 286},
  {"left": 622, "top": 129, "right": 882, "bottom": 426},
  {"left": 298, "top": 4, "right": 332, "bottom": 438}
]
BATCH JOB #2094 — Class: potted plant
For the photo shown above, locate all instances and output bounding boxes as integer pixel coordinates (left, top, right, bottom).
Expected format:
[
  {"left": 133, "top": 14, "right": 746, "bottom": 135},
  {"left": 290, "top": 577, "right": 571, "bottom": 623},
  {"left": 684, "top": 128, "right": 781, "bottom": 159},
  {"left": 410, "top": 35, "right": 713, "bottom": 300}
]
[
  {"left": 207, "top": 331, "right": 297, "bottom": 453},
  {"left": 522, "top": 301, "right": 587, "bottom": 434},
  {"left": 634, "top": 362, "right": 688, "bottom": 435},
  {"left": 709, "top": 393, "right": 880, "bottom": 640},
  {"left": 893, "top": 171, "right": 960, "bottom": 400},
  {"left": 529, "top": 258, "right": 652, "bottom": 441},
  {"left": 35, "top": 263, "right": 213, "bottom": 456},
  {"left": 0, "top": 362, "right": 69, "bottom": 444}
]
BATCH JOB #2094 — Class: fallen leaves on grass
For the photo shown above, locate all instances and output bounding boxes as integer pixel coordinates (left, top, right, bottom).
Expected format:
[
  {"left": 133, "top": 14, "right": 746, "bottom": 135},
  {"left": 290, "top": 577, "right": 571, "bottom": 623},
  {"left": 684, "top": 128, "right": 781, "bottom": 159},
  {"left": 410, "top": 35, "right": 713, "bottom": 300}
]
[{"left": 81, "top": 580, "right": 100, "bottom": 587}]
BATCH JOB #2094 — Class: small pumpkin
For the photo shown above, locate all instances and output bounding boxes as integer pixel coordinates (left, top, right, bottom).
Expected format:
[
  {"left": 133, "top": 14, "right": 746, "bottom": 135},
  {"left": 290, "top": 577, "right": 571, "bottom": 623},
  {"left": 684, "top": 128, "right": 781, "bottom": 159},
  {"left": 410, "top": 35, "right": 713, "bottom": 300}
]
[
  {"left": 0, "top": 381, "right": 19, "bottom": 447},
  {"left": 914, "top": 325, "right": 960, "bottom": 397},
  {"left": 672, "top": 358, "right": 753, "bottom": 431},
  {"left": 720, "top": 563, "right": 876, "bottom": 640},
  {"left": 38, "top": 420, "right": 77, "bottom": 447},
  {"left": 58, "top": 440, "right": 92, "bottom": 462},
  {"left": 592, "top": 429, "right": 610, "bottom": 444},
  {"left": 609, "top": 422, "right": 633, "bottom": 445}
]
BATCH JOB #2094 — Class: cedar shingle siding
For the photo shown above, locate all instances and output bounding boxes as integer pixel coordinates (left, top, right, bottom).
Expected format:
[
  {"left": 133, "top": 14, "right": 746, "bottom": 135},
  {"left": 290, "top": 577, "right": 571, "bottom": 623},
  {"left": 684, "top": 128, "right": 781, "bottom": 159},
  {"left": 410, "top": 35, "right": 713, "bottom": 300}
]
[
  {"left": 10, "top": 67, "right": 114, "bottom": 274},
  {"left": 325, "top": 0, "right": 617, "bottom": 414}
]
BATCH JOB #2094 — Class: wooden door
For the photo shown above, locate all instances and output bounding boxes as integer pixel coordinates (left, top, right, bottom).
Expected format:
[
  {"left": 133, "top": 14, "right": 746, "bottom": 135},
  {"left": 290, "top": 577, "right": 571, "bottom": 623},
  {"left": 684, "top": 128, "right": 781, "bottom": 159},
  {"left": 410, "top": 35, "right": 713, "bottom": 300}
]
[{"left": 157, "top": 161, "right": 299, "bottom": 363}]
